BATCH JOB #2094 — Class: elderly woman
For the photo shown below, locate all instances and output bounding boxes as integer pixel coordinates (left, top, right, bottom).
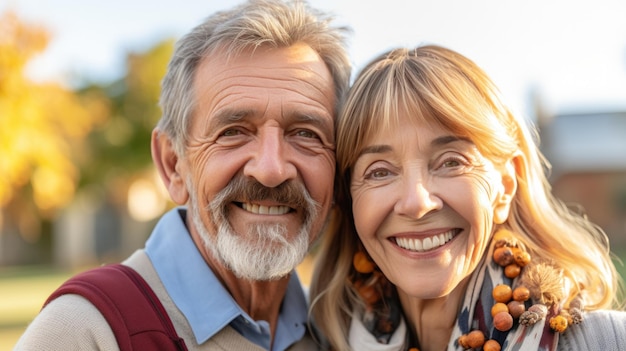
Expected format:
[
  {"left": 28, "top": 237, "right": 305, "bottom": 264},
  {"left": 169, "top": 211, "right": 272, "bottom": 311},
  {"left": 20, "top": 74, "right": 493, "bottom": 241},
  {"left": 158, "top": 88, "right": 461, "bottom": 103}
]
[{"left": 309, "top": 45, "right": 626, "bottom": 351}]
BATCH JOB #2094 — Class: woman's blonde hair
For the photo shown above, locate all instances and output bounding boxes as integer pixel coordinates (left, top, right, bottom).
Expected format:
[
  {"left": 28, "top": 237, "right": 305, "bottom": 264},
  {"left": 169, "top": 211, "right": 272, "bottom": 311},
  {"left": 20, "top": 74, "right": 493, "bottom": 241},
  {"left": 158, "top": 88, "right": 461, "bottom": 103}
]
[{"left": 309, "top": 45, "right": 621, "bottom": 350}]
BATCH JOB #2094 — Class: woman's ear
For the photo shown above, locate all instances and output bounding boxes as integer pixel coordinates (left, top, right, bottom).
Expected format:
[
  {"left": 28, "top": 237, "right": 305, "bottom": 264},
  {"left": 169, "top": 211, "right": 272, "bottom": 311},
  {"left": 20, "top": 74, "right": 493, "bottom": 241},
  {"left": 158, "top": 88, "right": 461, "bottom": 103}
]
[
  {"left": 151, "top": 129, "right": 189, "bottom": 205},
  {"left": 493, "top": 154, "right": 521, "bottom": 224}
]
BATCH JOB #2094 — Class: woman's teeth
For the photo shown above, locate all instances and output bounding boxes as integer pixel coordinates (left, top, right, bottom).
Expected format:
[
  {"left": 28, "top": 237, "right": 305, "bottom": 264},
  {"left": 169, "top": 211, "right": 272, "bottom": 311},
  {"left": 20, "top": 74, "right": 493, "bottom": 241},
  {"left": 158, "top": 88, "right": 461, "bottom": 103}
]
[{"left": 395, "top": 230, "right": 455, "bottom": 252}]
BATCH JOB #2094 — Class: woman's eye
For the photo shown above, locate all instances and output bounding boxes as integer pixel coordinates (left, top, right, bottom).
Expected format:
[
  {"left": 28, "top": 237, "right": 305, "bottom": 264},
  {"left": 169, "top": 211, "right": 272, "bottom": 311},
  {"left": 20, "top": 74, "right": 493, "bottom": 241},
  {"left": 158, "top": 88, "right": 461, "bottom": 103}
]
[
  {"left": 365, "top": 168, "right": 391, "bottom": 180},
  {"left": 433, "top": 154, "right": 474, "bottom": 176},
  {"left": 441, "top": 158, "right": 462, "bottom": 168}
]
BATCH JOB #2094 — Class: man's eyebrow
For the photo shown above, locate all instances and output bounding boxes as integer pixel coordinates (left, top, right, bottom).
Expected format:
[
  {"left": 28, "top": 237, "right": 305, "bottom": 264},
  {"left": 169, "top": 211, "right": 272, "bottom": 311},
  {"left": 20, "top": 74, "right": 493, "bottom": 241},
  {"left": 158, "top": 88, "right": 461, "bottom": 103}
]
[{"left": 206, "top": 109, "right": 249, "bottom": 131}]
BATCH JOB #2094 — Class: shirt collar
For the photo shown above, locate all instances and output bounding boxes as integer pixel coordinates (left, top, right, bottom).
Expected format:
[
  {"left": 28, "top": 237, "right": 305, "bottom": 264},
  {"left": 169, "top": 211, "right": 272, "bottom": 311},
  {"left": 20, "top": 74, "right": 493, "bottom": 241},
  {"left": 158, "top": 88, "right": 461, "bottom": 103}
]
[{"left": 145, "top": 207, "right": 308, "bottom": 349}]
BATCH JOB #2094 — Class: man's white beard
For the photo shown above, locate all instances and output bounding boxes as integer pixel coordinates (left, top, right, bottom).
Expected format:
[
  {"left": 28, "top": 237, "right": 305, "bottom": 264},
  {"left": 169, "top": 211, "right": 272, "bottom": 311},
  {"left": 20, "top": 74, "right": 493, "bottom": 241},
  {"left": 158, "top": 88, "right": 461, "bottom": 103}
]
[{"left": 187, "top": 177, "right": 317, "bottom": 281}]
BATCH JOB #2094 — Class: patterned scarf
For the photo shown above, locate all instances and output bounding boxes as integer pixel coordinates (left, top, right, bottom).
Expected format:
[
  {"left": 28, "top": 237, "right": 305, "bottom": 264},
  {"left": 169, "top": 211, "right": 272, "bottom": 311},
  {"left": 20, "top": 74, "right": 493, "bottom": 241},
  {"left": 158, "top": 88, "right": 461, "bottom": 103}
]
[{"left": 349, "top": 242, "right": 559, "bottom": 351}]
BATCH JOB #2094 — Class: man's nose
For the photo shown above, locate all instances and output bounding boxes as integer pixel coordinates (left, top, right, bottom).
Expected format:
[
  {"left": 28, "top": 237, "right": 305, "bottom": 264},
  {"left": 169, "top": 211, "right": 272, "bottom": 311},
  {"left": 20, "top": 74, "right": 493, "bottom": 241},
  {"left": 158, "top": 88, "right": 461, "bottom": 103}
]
[{"left": 243, "top": 129, "right": 297, "bottom": 188}]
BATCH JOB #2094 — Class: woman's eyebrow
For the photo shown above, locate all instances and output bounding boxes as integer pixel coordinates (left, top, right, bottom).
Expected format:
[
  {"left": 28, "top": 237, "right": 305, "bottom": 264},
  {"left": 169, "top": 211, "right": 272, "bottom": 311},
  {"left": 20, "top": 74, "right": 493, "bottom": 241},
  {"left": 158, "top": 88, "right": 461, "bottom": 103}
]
[
  {"left": 430, "top": 135, "right": 473, "bottom": 147},
  {"left": 355, "top": 135, "right": 473, "bottom": 160},
  {"left": 357, "top": 144, "right": 392, "bottom": 158}
]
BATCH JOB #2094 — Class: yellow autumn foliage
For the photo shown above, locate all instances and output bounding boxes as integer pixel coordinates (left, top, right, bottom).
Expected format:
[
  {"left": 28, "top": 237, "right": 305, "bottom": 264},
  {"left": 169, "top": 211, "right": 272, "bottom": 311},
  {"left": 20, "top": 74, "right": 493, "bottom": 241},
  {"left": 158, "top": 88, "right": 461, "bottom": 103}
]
[{"left": 0, "top": 11, "right": 108, "bottom": 215}]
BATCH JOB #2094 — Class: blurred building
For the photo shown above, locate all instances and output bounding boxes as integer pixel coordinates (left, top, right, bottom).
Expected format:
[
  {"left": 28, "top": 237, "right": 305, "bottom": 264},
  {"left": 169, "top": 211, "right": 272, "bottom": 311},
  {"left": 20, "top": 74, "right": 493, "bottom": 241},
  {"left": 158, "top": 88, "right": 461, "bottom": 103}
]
[
  {"left": 539, "top": 110, "right": 626, "bottom": 249},
  {"left": 0, "top": 176, "right": 167, "bottom": 268}
]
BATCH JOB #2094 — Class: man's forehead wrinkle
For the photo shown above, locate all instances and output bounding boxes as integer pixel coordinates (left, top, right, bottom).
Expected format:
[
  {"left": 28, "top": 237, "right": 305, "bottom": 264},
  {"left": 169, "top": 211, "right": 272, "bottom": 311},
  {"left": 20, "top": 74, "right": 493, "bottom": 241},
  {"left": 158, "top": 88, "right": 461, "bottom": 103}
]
[
  {"left": 206, "top": 73, "right": 325, "bottom": 100},
  {"left": 266, "top": 97, "right": 273, "bottom": 119},
  {"left": 214, "top": 63, "right": 328, "bottom": 87},
  {"left": 205, "top": 80, "right": 332, "bottom": 122},
  {"left": 197, "top": 57, "right": 331, "bottom": 108}
]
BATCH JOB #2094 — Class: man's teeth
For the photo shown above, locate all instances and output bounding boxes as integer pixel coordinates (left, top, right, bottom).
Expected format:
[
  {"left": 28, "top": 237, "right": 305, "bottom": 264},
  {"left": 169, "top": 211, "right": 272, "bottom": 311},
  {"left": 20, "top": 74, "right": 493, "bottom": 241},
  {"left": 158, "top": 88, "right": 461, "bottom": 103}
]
[
  {"left": 242, "top": 203, "right": 290, "bottom": 215},
  {"left": 395, "top": 230, "right": 455, "bottom": 252}
]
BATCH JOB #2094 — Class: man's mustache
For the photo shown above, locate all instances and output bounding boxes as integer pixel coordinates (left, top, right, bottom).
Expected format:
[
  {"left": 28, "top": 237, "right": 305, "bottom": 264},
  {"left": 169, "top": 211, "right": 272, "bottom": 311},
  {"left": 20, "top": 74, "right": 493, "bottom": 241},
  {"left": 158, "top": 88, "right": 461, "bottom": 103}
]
[{"left": 210, "top": 175, "right": 318, "bottom": 215}]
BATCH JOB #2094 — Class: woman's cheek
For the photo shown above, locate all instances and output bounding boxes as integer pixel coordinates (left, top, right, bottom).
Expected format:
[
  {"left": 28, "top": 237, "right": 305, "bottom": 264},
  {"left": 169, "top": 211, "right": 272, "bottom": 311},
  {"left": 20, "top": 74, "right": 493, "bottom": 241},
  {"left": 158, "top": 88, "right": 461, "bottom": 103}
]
[
  {"left": 351, "top": 191, "right": 370, "bottom": 236},
  {"left": 352, "top": 187, "right": 383, "bottom": 239}
]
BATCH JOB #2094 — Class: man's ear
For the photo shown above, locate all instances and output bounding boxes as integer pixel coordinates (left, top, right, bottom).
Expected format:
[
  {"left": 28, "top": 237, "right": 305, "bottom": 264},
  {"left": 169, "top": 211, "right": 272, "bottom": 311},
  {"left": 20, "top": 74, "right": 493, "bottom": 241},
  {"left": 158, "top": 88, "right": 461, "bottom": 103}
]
[
  {"left": 493, "top": 154, "right": 521, "bottom": 224},
  {"left": 151, "top": 129, "right": 189, "bottom": 205}
]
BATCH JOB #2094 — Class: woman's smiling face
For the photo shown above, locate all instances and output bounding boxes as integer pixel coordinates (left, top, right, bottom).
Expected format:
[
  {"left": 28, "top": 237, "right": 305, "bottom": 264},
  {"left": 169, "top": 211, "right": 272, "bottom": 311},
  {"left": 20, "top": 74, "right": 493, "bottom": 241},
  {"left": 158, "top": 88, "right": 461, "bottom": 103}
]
[{"left": 350, "top": 113, "right": 515, "bottom": 299}]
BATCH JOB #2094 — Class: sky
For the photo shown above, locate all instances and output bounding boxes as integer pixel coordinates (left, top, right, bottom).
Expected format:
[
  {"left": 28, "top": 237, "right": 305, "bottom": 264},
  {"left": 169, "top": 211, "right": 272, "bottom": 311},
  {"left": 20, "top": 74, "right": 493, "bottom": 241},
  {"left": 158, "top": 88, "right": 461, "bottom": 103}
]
[{"left": 3, "top": 0, "right": 626, "bottom": 118}]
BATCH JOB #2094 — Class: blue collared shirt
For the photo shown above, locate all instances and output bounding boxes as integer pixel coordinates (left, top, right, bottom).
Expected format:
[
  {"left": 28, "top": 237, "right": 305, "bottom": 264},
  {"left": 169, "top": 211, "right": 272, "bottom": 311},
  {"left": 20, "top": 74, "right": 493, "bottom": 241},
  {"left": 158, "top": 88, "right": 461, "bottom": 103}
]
[{"left": 144, "top": 207, "right": 309, "bottom": 350}]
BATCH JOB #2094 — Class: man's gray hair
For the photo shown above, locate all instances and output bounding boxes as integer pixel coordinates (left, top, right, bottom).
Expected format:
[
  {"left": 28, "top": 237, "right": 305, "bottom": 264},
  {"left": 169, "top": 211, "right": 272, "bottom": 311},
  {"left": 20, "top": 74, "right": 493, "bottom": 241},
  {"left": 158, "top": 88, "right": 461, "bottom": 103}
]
[{"left": 157, "top": 0, "right": 351, "bottom": 156}]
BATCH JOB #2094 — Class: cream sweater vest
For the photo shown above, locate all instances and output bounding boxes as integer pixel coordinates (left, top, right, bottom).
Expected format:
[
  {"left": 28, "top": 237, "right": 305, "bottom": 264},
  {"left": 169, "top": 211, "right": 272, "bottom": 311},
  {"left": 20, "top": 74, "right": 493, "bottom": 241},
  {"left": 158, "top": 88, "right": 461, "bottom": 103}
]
[{"left": 15, "top": 250, "right": 319, "bottom": 351}]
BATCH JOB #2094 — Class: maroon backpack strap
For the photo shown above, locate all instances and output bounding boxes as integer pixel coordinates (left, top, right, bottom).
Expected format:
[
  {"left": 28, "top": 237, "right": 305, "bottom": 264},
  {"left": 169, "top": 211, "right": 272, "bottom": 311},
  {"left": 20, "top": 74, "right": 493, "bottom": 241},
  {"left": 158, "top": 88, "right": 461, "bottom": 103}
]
[{"left": 44, "top": 264, "right": 187, "bottom": 351}]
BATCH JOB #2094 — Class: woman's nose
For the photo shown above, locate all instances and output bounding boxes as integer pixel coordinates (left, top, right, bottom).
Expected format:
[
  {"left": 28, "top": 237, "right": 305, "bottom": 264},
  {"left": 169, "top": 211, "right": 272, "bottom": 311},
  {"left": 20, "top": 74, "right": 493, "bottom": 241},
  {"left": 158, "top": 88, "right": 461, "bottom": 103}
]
[{"left": 394, "top": 178, "right": 443, "bottom": 219}]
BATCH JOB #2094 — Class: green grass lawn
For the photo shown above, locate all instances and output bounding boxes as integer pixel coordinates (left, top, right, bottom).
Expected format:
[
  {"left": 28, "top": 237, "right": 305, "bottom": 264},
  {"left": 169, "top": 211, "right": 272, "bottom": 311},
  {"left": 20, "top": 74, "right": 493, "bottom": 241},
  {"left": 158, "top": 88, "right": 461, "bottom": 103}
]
[{"left": 1, "top": 251, "right": 625, "bottom": 351}]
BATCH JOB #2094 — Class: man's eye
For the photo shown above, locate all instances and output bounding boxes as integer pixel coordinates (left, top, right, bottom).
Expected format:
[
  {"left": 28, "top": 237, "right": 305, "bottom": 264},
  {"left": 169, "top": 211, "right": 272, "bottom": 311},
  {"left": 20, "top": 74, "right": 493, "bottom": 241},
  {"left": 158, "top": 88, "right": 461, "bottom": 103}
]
[
  {"left": 222, "top": 129, "right": 242, "bottom": 137},
  {"left": 295, "top": 129, "right": 319, "bottom": 139}
]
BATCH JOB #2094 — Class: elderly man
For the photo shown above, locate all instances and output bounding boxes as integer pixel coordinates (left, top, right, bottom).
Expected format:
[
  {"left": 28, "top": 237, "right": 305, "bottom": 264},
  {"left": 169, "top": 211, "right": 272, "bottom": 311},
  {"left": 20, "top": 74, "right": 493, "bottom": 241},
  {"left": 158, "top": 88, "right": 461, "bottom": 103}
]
[{"left": 15, "top": 0, "right": 351, "bottom": 350}]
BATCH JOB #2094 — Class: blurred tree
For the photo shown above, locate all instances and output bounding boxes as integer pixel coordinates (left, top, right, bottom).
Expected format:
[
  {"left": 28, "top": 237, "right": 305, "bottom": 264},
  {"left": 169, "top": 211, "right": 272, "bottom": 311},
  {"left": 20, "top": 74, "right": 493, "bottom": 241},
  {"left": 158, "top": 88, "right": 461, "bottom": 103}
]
[
  {"left": 0, "top": 11, "right": 109, "bottom": 241},
  {"left": 0, "top": 10, "right": 173, "bottom": 264},
  {"left": 64, "top": 40, "right": 175, "bottom": 263},
  {"left": 76, "top": 39, "right": 174, "bottom": 208}
]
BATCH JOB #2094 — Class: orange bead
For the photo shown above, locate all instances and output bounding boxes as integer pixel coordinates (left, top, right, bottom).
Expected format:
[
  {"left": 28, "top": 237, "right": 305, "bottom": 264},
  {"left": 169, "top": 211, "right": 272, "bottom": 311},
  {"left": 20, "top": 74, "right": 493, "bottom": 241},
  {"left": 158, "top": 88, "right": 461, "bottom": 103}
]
[
  {"left": 504, "top": 263, "right": 521, "bottom": 278},
  {"left": 353, "top": 251, "right": 375, "bottom": 273},
  {"left": 466, "top": 330, "right": 486, "bottom": 348},
  {"left": 493, "top": 247, "right": 515, "bottom": 266},
  {"left": 493, "top": 311, "right": 514, "bottom": 331},
  {"left": 491, "top": 302, "right": 509, "bottom": 317},
  {"left": 484, "top": 339, "right": 502, "bottom": 351},
  {"left": 513, "top": 249, "right": 531, "bottom": 267},
  {"left": 507, "top": 300, "right": 526, "bottom": 318},
  {"left": 512, "top": 286, "right": 530, "bottom": 302},
  {"left": 492, "top": 284, "right": 513, "bottom": 303}
]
